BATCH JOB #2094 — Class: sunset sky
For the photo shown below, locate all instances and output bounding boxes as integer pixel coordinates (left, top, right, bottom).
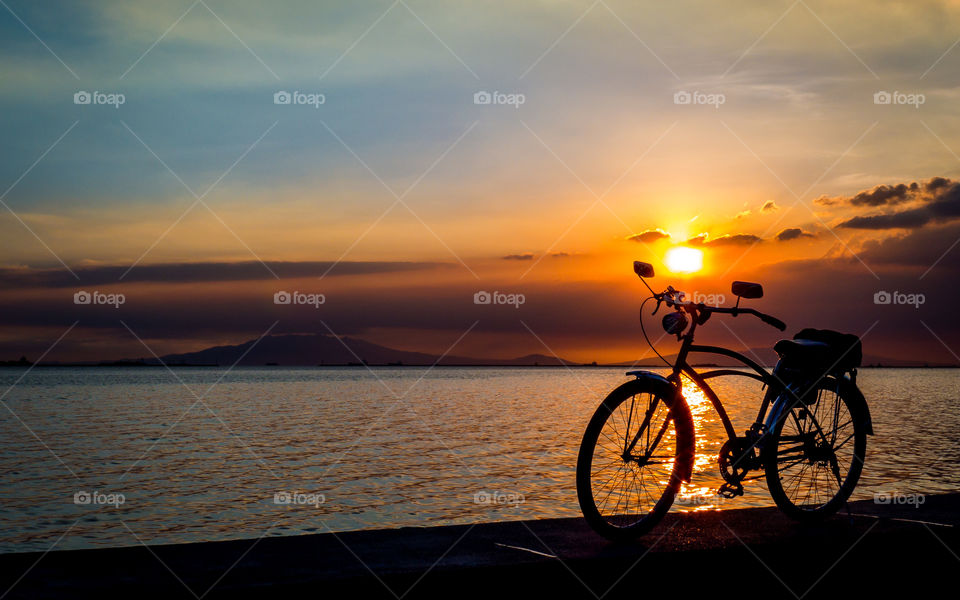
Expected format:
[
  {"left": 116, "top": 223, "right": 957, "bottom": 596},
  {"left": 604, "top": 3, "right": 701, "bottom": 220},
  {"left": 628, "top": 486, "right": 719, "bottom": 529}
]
[{"left": 3, "top": 0, "right": 960, "bottom": 363}]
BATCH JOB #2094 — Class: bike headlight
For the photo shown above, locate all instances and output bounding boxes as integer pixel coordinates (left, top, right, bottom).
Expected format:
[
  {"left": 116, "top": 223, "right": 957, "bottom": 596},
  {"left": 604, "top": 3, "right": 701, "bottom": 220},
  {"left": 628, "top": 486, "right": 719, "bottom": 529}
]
[{"left": 662, "top": 311, "right": 689, "bottom": 336}]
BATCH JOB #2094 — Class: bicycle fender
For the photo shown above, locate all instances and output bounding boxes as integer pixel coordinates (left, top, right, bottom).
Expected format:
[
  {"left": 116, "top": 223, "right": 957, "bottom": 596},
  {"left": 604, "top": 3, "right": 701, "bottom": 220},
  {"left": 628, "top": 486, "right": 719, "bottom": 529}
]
[
  {"left": 839, "top": 378, "right": 874, "bottom": 435},
  {"left": 624, "top": 371, "right": 696, "bottom": 482},
  {"left": 624, "top": 370, "right": 675, "bottom": 389}
]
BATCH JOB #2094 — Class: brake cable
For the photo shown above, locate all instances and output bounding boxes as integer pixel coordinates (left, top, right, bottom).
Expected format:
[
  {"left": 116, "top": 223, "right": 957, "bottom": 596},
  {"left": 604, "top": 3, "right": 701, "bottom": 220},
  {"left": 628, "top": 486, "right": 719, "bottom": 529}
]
[{"left": 639, "top": 295, "right": 673, "bottom": 368}]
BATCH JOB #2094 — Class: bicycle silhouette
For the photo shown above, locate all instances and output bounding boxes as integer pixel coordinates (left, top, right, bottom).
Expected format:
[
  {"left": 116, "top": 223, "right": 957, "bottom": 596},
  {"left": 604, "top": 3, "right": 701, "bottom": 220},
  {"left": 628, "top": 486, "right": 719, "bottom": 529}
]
[{"left": 576, "top": 261, "right": 873, "bottom": 540}]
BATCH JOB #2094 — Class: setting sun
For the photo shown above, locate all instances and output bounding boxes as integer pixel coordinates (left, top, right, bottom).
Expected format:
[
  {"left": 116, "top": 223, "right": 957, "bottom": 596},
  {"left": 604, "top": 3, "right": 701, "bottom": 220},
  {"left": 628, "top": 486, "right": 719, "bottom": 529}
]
[{"left": 664, "top": 246, "right": 703, "bottom": 274}]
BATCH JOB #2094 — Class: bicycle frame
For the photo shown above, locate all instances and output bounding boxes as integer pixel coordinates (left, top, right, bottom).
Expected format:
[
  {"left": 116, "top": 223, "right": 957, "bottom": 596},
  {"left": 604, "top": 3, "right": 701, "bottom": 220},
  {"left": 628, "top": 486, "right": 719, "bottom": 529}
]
[{"left": 665, "top": 312, "right": 784, "bottom": 444}]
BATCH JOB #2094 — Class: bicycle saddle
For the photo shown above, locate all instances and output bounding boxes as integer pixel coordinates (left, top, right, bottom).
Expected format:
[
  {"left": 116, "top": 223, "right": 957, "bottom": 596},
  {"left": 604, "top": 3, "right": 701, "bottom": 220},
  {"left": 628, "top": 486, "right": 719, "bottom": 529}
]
[
  {"left": 773, "top": 338, "right": 832, "bottom": 368},
  {"left": 775, "top": 328, "right": 862, "bottom": 372},
  {"left": 773, "top": 340, "right": 830, "bottom": 358}
]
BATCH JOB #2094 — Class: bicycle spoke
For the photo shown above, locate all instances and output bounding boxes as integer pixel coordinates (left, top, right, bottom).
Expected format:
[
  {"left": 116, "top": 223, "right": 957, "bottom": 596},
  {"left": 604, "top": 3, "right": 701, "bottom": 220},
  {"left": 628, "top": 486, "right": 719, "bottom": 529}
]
[
  {"left": 776, "top": 456, "right": 808, "bottom": 473},
  {"left": 625, "top": 395, "right": 659, "bottom": 456},
  {"left": 623, "top": 396, "right": 636, "bottom": 454},
  {"left": 591, "top": 457, "right": 626, "bottom": 477},
  {"left": 832, "top": 431, "right": 856, "bottom": 452},
  {"left": 596, "top": 464, "right": 628, "bottom": 513}
]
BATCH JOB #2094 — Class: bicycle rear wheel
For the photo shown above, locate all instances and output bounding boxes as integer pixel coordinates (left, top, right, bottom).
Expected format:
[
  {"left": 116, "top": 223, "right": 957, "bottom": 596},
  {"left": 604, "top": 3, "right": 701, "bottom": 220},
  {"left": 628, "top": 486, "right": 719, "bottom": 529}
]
[
  {"left": 762, "top": 376, "right": 867, "bottom": 519},
  {"left": 576, "top": 378, "right": 694, "bottom": 540}
]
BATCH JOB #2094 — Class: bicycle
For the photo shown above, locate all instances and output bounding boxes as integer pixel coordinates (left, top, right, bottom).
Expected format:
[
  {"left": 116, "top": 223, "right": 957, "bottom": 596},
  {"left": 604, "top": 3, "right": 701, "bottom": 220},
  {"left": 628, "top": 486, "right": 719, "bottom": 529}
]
[{"left": 576, "top": 261, "right": 873, "bottom": 540}]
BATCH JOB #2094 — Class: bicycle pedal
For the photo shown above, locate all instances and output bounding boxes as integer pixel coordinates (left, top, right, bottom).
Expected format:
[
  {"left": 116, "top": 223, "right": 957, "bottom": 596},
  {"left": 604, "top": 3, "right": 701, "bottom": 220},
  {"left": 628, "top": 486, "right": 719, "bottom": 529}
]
[{"left": 718, "top": 483, "right": 744, "bottom": 498}]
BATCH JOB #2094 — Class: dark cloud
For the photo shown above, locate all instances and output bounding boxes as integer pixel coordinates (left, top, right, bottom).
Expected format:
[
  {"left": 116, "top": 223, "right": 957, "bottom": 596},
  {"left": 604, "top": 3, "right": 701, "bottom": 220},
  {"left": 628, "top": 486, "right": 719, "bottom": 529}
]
[
  {"left": 748, "top": 257, "right": 956, "bottom": 364},
  {"left": 0, "top": 261, "right": 453, "bottom": 289},
  {"left": 839, "top": 209, "right": 932, "bottom": 230},
  {"left": 627, "top": 229, "right": 670, "bottom": 243},
  {"left": 1, "top": 254, "right": 958, "bottom": 365},
  {"left": 849, "top": 182, "right": 918, "bottom": 206},
  {"left": 0, "top": 280, "right": 652, "bottom": 361},
  {"left": 858, "top": 221, "right": 960, "bottom": 268},
  {"left": 2, "top": 259, "right": 955, "bottom": 366},
  {"left": 502, "top": 253, "right": 535, "bottom": 260},
  {"left": 837, "top": 178, "right": 960, "bottom": 230},
  {"left": 926, "top": 176, "right": 951, "bottom": 193},
  {"left": 839, "top": 183, "right": 960, "bottom": 230},
  {"left": 775, "top": 228, "right": 816, "bottom": 241},
  {"left": 818, "top": 178, "right": 952, "bottom": 208},
  {"left": 761, "top": 200, "right": 779, "bottom": 213},
  {"left": 688, "top": 233, "right": 762, "bottom": 247},
  {"left": 551, "top": 252, "right": 570, "bottom": 258}
]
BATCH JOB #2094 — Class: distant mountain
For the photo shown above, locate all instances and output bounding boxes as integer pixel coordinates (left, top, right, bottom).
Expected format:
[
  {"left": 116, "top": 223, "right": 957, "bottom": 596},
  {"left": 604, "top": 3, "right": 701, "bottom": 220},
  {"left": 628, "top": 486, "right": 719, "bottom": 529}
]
[
  {"left": 139, "top": 333, "right": 956, "bottom": 368},
  {"left": 151, "top": 333, "right": 576, "bottom": 366}
]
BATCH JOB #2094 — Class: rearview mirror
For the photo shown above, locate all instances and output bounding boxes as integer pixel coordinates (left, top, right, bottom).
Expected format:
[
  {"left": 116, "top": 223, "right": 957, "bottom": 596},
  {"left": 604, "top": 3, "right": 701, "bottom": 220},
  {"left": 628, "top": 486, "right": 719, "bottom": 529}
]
[
  {"left": 634, "top": 261, "right": 655, "bottom": 278},
  {"left": 732, "top": 281, "right": 763, "bottom": 299}
]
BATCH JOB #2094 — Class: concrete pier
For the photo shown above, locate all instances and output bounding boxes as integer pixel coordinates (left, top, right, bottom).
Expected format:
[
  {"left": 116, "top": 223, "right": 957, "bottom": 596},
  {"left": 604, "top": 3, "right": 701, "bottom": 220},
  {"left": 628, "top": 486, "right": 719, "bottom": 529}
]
[{"left": 1, "top": 494, "right": 957, "bottom": 598}]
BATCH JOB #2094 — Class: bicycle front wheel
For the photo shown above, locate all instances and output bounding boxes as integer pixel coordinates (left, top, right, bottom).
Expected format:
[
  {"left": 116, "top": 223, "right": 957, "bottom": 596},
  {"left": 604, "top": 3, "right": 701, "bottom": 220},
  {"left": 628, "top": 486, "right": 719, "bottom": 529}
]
[
  {"left": 576, "top": 378, "right": 694, "bottom": 540},
  {"left": 763, "top": 376, "right": 868, "bottom": 519}
]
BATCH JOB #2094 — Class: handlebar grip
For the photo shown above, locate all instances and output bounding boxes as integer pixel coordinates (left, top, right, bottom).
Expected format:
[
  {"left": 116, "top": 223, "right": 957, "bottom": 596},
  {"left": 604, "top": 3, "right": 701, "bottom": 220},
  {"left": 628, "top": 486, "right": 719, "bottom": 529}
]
[{"left": 759, "top": 313, "right": 787, "bottom": 331}]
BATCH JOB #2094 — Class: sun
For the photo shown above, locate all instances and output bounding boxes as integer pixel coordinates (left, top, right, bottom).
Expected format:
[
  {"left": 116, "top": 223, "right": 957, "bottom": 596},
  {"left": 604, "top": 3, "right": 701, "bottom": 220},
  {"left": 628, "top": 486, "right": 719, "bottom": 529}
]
[{"left": 664, "top": 246, "right": 703, "bottom": 274}]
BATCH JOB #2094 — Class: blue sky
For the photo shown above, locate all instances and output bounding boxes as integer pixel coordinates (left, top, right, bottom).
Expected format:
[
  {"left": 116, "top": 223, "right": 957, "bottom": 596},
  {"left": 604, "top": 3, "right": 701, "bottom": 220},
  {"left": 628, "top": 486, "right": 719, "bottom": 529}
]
[{"left": 5, "top": 0, "right": 956, "bottom": 231}]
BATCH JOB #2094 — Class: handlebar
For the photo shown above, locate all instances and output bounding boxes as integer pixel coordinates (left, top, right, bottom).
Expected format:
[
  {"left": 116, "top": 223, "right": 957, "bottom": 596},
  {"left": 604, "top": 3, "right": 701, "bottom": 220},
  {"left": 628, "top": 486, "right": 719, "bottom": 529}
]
[
  {"left": 653, "top": 289, "right": 786, "bottom": 331},
  {"left": 755, "top": 311, "right": 787, "bottom": 331},
  {"left": 724, "top": 307, "right": 786, "bottom": 331}
]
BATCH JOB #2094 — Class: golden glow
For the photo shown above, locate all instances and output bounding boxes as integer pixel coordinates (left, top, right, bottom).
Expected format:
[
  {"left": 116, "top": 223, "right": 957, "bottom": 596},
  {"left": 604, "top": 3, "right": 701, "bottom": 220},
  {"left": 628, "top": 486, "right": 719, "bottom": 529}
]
[
  {"left": 664, "top": 246, "right": 703, "bottom": 274},
  {"left": 680, "top": 375, "right": 708, "bottom": 409}
]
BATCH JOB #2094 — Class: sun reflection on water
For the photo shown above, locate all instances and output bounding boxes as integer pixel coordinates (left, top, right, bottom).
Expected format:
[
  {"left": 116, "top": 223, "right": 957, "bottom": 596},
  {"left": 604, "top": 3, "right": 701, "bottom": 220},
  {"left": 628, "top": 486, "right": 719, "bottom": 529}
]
[{"left": 674, "top": 374, "right": 730, "bottom": 511}]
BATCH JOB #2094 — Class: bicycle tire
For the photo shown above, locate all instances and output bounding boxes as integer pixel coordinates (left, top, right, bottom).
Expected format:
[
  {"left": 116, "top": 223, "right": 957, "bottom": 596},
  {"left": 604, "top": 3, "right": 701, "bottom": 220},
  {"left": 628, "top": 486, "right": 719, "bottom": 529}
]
[
  {"left": 762, "top": 376, "right": 868, "bottom": 520},
  {"left": 576, "top": 377, "right": 695, "bottom": 540}
]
